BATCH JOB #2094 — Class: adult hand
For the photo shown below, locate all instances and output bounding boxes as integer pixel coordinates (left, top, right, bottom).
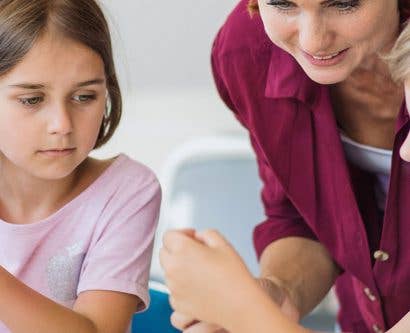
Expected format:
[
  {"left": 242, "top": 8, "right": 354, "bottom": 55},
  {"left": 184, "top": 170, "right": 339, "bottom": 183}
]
[
  {"left": 169, "top": 277, "right": 299, "bottom": 332},
  {"left": 165, "top": 229, "right": 228, "bottom": 332},
  {"left": 160, "top": 229, "right": 258, "bottom": 328},
  {"left": 170, "top": 312, "right": 227, "bottom": 332}
]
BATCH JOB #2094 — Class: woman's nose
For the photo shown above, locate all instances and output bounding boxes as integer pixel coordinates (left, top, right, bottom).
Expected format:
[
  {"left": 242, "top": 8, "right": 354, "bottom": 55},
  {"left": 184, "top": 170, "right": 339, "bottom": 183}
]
[{"left": 298, "top": 14, "right": 333, "bottom": 55}]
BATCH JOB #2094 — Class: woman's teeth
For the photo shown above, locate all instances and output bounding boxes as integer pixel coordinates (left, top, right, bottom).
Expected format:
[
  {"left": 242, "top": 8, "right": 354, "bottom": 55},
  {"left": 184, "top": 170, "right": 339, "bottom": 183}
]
[{"left": 312, "top": 52, "right": 341, "bottom": 60}]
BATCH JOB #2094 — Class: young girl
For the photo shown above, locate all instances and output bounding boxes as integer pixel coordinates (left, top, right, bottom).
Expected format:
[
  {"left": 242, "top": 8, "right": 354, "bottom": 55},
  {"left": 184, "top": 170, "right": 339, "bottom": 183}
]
[
  {"left": 0, "top": 1, "right": 161, "bottom": 332},
  {"left": 160, "top": 21, "right": 410, "bottom": 333}
]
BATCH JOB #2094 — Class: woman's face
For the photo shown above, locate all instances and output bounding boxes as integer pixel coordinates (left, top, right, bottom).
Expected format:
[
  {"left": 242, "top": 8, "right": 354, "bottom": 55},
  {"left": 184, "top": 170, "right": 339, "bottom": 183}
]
[
  {"left": 258, "top": 0, "right": 400, "bottom": 84},
  {"left": 401, "top": 79, "right": 410, "bottom": 162}
]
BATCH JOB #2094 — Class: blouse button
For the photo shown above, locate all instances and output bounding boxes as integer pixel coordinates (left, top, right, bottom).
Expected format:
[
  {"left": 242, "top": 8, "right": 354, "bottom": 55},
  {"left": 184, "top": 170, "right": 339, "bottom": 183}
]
[
  {"left": 372, "top": 324, "right": 384, "bottom": 333},
  {"left": 374, "top": 250, "right": 390, "bottom": 262},
  {"left": 364, "top": 287, "right": 377, "bottom": 302}
]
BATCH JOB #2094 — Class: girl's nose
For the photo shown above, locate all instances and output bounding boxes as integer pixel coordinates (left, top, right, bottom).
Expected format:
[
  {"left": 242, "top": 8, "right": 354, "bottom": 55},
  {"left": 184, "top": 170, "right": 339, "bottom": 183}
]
[{"left": 47, "top": 105, "right": 73, "bottom": 135}]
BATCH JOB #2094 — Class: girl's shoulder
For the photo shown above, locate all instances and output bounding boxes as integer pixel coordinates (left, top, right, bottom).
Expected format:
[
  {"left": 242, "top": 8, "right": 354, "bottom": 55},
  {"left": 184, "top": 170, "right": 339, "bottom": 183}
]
[
  {"left": 75, "top": 154, "right": 161, "bottom": 207},
  {"left": 89, "top": 153, "right": 159, "bottom": 190}
]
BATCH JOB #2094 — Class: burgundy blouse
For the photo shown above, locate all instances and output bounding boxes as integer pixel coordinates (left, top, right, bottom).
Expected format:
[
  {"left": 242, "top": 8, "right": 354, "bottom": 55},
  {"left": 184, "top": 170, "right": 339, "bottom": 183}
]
[{"left": 211, "top": 1, "right": 410, "bottom": 332}]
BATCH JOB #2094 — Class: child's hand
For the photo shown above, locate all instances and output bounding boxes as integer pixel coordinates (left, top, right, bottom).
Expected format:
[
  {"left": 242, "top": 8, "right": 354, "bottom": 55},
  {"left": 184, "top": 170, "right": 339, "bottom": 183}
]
[{"left": 160, "top": 229, "right": 257, "bottom": 328}]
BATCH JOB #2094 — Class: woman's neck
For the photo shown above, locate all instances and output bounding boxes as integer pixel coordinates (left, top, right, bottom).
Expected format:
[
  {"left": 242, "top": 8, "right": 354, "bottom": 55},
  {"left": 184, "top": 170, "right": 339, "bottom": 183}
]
[{"left": 330, "top": 56, "right": 404, "bottom": 150}]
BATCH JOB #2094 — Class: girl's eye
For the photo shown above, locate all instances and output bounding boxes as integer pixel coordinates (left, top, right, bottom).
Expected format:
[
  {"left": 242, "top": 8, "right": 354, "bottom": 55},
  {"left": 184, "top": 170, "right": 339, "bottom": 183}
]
[
  {"left": 73, "top": 94, "right": 96, "bottom": 103},
  {"left": 19, "top": 96, "right": 44, "bottom": 106},
  {"left": 266, "top": 1, "right": 295, "bottom": 11}
]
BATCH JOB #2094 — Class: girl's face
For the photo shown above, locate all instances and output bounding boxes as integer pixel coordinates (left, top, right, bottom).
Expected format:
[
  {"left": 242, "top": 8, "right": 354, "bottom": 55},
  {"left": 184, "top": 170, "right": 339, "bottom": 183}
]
[
  {"left": 0, "top": 31, "right": 107, "bottom": 181},
  {"left": 401, "top": 79, "right": 410, "bottom": 162},
  {"left": 258, "top": 0, "right": 400, "bottom": 84}
]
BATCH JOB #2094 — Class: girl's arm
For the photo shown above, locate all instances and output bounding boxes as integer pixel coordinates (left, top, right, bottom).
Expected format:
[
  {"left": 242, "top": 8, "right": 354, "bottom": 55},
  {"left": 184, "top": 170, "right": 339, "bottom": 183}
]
[
  {"left": 160, "top": 229, "right": 312, "bottom": 333},
  {"left": 0, "top": 266, "right": 138, "bottom": 333}
]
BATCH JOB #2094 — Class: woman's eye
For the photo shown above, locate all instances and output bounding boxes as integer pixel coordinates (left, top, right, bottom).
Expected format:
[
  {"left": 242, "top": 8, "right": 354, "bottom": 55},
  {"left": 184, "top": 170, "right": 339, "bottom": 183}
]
[
  {"left": 331, "top": 0, "right": 360, "bottom": 12},
  {"left": 73, "top": 94, "right": 96, "bottom": 103},
  {"left": 19, "top": 96, "right": 43, "bottom": 106},
  {"left": 266, "top": 1, "right": 295, "bottom": 11}
]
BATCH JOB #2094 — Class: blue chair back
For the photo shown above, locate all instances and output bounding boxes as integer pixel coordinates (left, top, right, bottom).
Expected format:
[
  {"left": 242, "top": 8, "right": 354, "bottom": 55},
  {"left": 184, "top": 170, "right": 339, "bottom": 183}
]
[{"left": 132, "top": 282, "right": 180, "bottom": 333}]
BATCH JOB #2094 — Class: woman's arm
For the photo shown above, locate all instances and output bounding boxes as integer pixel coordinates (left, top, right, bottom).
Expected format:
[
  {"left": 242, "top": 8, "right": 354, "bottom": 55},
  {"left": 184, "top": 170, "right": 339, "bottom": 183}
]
[
  {"left": 0, "top": 266, "right": 138, "bottom": 333},
  {"left": 221, "top": 278, "right": 311, "bottom": 333},
  {"left": 259, "top": 237, "right": 340, "bottom": 318}
]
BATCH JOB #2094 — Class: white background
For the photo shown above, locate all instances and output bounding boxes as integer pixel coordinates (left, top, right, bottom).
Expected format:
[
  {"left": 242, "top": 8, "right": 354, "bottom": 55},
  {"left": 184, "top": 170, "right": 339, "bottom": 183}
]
[{"left": 93, "top": 0, "right": 245, "bottom": 174}]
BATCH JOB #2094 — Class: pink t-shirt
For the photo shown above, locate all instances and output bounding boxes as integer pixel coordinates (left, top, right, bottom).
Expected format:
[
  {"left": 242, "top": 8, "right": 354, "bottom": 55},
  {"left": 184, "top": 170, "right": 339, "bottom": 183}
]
[{"left": 0, "top": 154, "right": 161, "bottom": 333}]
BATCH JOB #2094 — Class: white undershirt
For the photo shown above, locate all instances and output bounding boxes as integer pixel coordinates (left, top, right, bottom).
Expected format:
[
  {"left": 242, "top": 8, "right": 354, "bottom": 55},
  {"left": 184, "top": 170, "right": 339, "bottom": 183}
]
[{"left": 340, "top": 133, "right": 392, "bottom": 211}]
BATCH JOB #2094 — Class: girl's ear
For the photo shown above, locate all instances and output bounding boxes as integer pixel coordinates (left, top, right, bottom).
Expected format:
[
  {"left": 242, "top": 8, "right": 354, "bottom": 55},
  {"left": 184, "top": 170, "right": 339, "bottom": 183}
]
[{"left": 104, "top": 90, "right": 111, "bottom": 118}]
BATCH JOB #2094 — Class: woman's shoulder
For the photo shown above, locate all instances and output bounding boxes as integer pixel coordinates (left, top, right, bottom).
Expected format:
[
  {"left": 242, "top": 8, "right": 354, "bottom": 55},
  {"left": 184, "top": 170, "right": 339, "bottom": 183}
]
[
  {"left": 212, "top": 0, "right": 300, "bottom": 94},
  {"left": 214, "top": 0, "right": 288, "bottom": 60},
  {"left": 214, "top": 0, "right": 270, "bottom": 57}
]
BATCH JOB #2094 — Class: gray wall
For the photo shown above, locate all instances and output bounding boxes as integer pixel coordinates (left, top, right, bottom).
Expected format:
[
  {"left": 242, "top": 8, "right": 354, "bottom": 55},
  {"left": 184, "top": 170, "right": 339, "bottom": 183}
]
[
  {"left": 102, "top": 0, "right": 238, "bottom": 92},
  {"left": 93, "top": 0, "right": 246, "bottom": 174}
]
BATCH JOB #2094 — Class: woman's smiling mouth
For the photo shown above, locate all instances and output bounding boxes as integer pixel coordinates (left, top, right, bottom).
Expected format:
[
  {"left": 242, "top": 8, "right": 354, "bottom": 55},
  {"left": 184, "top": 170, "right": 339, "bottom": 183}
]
[{"left": 302, "top": 48, "right": 350, "bottom": 67}]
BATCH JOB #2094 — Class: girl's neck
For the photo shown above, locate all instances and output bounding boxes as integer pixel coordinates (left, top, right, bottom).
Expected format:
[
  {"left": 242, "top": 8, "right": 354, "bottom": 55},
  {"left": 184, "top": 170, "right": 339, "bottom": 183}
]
[{"left": 0, "top": 157, "right": 89, "bottom": 224}]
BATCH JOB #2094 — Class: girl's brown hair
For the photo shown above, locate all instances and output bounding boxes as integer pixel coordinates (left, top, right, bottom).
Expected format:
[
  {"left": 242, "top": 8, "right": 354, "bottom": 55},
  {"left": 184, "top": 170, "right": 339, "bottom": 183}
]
[
  {"left": 0, "top": 0, "right": 121, "bottom": 148},
  {"left": 248, "top": 0, "right": 410, "bottom": 22}
]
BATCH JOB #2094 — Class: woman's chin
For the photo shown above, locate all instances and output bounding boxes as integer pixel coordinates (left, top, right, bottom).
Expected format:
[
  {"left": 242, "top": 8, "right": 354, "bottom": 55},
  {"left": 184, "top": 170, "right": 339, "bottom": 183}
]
[{"left": 302, "top": 66, "right": 351, "bottom": 85}]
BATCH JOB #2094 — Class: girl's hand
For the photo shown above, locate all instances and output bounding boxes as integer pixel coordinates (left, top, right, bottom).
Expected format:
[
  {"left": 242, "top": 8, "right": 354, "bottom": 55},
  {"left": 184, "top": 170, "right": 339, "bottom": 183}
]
[{"left": 159, "top": 229, "right": 258, "bottom": 328}]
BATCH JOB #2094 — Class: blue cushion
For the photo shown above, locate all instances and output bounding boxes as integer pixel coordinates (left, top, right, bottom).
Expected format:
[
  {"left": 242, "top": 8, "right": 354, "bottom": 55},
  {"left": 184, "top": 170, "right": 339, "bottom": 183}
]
[{"left": 132, "top": 287, "right": 180, "bottom": 333}]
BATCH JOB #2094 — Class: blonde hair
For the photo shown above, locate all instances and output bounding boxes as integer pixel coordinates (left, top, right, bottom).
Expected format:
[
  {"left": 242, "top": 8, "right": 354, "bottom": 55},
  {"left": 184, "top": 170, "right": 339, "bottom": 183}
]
[
  {"left": 248, "top": 0, "right": 258, "bottom": 14},
  {"left": 387, "top": 22, "right": 410, "bottom": 83}
]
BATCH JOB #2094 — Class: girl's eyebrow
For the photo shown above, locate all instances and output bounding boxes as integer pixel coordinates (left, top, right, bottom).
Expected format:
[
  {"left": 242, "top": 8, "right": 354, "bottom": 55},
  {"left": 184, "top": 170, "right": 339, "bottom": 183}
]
[
  {"left": 75, "top": 78, "right": 106, "bottom": 87},
  {"left": 8, "top": 78, "right": 106, "bottom": 90},
  {"left": 8, "top": 83, "right": 45, "bottom": 90}
]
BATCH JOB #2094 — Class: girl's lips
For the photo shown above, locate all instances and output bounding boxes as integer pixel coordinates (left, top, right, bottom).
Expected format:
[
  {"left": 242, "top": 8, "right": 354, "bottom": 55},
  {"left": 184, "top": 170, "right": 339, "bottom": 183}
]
[
  {"left": 302, "top": 48, "right": 350, "bottom": 67},
  {"left": 38, "top": 148, "right": 76, "bottom": 157}
]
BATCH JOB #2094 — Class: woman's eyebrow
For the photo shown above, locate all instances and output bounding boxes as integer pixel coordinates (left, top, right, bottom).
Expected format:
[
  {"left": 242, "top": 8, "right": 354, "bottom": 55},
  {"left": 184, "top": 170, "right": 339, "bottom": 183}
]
[{"left": 320, "top": 0, "right": 353, "bottom": 4}]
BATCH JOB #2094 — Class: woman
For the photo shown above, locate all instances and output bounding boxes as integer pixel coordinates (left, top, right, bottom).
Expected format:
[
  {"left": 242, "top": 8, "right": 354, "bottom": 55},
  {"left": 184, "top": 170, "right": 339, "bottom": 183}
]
[{"left": 161, "top": 1, "right": 410, "bottom": 332}]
